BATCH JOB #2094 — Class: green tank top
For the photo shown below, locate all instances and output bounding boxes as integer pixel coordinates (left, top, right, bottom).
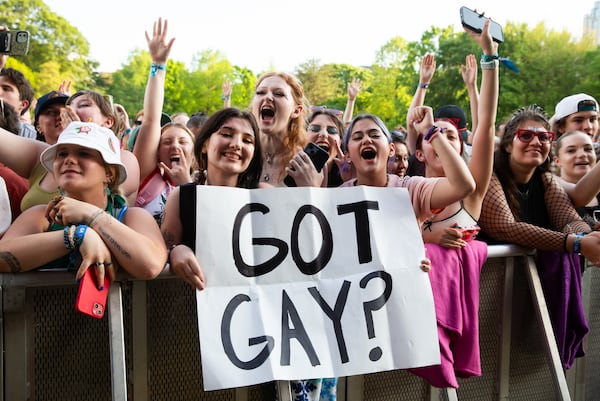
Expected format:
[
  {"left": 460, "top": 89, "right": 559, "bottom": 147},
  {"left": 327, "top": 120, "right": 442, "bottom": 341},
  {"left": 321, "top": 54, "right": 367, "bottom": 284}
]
[{"left": 20, "top": 162, "right": 58, "bottom": 212}]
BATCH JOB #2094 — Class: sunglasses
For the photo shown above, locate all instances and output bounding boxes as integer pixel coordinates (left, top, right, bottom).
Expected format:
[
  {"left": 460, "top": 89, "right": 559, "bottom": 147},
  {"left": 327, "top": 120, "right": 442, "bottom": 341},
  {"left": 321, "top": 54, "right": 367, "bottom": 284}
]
[
  {"left": 310, "top": 106, "right": 344, "bottom": 117},
  {"left": 308, "top": 124, "right": 339, "bottom": 135},
  {"left": 515, "top": 129, "right": 555, "bottom": 144}
]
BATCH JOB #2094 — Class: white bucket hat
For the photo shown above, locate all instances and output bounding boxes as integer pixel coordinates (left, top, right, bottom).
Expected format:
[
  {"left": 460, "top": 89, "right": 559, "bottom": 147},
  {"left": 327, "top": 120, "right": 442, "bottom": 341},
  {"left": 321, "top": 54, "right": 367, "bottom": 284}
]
[{"left": 40, "top": 121, "right": 127, "bottom": 183}]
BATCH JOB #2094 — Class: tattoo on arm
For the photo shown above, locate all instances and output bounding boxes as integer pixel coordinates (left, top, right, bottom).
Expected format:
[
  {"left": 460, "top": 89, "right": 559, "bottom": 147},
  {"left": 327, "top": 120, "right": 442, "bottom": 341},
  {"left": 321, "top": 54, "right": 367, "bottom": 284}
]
[
  {"left": 0, "top": 252, "right": 22, "bottom": 273},
  {"left": 98, "top": 228, "right": 132, "bottom": 260}
]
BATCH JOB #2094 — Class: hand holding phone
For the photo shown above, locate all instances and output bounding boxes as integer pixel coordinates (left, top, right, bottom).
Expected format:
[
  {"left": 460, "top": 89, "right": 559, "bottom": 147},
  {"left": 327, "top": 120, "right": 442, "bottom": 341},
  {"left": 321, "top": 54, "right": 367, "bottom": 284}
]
[
  {"left": 284, "top": 142, "right": 330, "bottom": 187},
  {"left": 460, "top": 6, "right": 504, "bottom": 43},
  {"left": 0, "top": 30, "right": 30, "bottom": 56},
  {"left": 75, "top": 267, "right": 109, "bottom": 319}
]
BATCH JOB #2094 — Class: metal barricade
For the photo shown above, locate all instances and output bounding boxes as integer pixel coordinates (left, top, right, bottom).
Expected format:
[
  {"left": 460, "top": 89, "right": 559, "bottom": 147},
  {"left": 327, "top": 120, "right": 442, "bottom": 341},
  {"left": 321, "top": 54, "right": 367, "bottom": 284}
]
[{"left": 1, "top": 244, "right": 599, "bottom": 400}]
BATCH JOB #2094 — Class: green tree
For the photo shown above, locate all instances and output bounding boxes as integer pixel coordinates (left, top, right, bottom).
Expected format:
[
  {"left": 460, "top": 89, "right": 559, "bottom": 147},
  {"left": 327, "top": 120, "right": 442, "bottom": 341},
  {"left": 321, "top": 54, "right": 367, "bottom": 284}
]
[{"left": 1, "top": 0, "right": 100, "bottom": 92}]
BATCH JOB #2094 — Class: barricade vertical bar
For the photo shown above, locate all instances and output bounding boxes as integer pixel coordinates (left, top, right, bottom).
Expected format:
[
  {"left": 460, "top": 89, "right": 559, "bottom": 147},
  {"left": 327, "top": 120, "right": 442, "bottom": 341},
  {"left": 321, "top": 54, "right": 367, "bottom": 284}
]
[
  {"left": 132, "top": 280, "right": 148, "bottom": 400},
  {"left": 524, "top": 256, "right": 572, "bottom": 401},
  {"left": 108, "top": 282, "right": 127, "bottom": 401},
  {"left": 498, "top": 256, "right": 515, "bottom": 400},
  {"left": 277, "top": 380, "right": 292, "bottom": 401}
]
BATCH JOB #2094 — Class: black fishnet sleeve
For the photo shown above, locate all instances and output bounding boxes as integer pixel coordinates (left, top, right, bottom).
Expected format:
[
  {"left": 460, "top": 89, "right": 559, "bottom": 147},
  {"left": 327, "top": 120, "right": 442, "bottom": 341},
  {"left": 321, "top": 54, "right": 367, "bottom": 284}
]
[
  {"left": 479, "top": 173, "right": 590, "bottom": 251},
  {"left": 544, "top": 173, "right": 590, "bottom": 234}
]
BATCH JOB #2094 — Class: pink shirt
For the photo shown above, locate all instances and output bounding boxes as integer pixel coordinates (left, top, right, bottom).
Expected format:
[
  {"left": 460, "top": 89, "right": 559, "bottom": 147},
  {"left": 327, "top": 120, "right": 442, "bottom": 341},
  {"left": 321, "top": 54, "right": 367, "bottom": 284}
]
[{"left": 341, "top": 174, "right": 442, "bottom": 225}]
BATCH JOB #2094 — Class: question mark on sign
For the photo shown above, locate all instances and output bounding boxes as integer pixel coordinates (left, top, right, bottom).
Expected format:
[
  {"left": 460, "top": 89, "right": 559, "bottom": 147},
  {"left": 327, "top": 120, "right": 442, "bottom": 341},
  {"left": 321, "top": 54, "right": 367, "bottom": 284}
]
[{"left": 359, "top": 270, "right": 393, "bottom": 361}]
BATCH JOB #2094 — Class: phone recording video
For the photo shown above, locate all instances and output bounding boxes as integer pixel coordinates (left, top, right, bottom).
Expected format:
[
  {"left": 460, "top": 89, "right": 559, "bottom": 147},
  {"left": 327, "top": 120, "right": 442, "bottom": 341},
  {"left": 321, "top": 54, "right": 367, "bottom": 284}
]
[{"left": 460, "top": 6, "right": 504, "bottom": 43}]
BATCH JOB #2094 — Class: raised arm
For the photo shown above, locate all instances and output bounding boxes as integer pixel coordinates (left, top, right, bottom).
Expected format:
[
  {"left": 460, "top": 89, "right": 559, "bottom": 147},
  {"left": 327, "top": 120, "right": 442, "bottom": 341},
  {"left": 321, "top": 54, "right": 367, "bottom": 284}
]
[
  {"left": 0, "top": 127, "right": 48, "bottom": 177},
  {"left": 461, "top": 54, "right": 479, "bottom": 134},
  {"left": 409, "top": 106, "right": 475, "bottom": 209},
  {"left": 222, "top": 80, "right": 232, "bottom": 108},
  {"left": 563, "top": 162, "right": 600, "bottom": 207},
  {"left": 342, "top": 78, "right": 362, "bottom": 126},
  {"left": 462, "top": 18, "right": 499, "bottom": 218},
  {"left": 133, "top": 18, "right": 175, "bottom": 182},
  {"left": 406, "top": 54, "right": 436, "bottom": 154}
]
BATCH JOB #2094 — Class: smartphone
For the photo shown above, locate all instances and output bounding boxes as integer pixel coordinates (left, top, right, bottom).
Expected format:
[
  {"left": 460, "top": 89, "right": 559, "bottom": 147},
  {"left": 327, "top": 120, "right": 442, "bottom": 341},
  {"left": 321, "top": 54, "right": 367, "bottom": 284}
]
[
  {"left": 460, "top": 6, "right": 504, "bottom": 43},
  {"left": 75, "top": 267, "right": 109, "bottom": 319},
  {"left": 0, "top": 30, "right": 30, "bottom": 56},
  {"left": 284, "top": 142, "right": 330, "bottom": 187}
]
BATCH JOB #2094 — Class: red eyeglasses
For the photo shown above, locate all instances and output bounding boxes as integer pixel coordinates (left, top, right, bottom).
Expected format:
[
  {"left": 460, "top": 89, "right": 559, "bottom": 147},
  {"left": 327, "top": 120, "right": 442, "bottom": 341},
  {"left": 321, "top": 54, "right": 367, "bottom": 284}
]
[{"left": 515, "top": 129, "right": 555, "bottom": 144}]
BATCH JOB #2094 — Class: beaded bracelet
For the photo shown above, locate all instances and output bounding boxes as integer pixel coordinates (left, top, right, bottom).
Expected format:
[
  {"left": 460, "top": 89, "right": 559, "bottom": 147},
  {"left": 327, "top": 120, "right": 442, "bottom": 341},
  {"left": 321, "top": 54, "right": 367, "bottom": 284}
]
[{"left": 63, "top": 226, "right": 73, "bottom": 251}]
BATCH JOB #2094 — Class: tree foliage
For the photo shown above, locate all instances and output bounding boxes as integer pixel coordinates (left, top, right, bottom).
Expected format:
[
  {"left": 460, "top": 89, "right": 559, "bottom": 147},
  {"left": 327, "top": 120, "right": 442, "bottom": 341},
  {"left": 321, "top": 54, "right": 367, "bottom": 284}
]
[{"left": 3, "top": 1, "right": 599, "bottom": 130}]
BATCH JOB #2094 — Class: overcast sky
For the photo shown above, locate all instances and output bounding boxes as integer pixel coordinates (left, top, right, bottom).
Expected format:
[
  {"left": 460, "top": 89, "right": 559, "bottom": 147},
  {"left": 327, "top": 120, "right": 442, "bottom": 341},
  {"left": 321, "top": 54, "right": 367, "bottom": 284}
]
[{"left": 44, "top": 0, "right": 595, "bottom": 73}]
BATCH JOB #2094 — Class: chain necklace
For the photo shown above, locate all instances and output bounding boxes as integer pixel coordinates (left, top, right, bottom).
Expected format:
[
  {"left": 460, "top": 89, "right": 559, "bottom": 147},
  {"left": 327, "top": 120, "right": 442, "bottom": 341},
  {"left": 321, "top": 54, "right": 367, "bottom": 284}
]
[{"left": 263, "top": 152, "right": 274, "bottom": 182}]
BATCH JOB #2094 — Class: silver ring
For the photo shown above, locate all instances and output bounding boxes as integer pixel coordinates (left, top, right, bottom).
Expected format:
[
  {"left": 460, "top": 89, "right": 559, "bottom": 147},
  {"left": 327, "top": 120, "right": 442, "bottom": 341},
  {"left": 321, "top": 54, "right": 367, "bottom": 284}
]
[
  {"left": 96, "top": 262, "right": 105, "bottom": 268},
  {"left": 55, "top": 213, "right": 62, "bottom": 220}
]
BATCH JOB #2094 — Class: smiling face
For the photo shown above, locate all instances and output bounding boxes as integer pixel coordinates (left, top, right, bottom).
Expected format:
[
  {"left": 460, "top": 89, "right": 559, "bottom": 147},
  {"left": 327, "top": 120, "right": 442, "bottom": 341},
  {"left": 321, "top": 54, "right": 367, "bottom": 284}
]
[
  {"left": 52, "top": 144, "right": 110, "bottom": 195},
  {"left": 506, "top": 120, "right": 553, "bottom": 171},
  {"left": 307, "top": 113, "right": 342, "bottom": 158},
  {"left": 202, "top": 117, "right": 256, "bottom": 181},
  {"left": 554, "top": 131, "right": 596, "bottom": 183},
  {"left": 346, "top": 117, "right": 393, "bottom": 183},
  {"left": 158, "top": 124, "right": 195, "bottom": 169},
  {"left": 251, "top": 75, "right": 301, "bottom": 137}
]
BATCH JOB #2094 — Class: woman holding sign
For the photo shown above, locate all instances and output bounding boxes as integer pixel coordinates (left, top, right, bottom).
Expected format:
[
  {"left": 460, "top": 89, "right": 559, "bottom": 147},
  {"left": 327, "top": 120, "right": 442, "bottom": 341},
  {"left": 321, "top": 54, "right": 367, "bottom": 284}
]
[
  {"left": 340, "top": 104, "right": 478, "bottom": 388},
  {"left": 161, "top": 107, "right": 262, "bottom": 289}
]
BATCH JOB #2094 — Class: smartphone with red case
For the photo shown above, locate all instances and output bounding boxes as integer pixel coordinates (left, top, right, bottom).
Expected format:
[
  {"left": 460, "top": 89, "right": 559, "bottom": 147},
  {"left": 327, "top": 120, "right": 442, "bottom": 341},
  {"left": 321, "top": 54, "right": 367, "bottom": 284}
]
[{"left": 75, "top": 267, "right": 109, "bottom": 319}]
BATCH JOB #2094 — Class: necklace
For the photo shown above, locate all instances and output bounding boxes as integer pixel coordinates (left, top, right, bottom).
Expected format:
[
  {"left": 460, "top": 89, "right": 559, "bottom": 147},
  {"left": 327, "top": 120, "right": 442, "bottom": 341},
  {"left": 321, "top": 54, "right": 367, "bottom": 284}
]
[
  {"left": 516, "top": 182, "right": 530, "bottom": 200},
  {"left": 263, "top": 152, "right": 275, "bottom": 181}
]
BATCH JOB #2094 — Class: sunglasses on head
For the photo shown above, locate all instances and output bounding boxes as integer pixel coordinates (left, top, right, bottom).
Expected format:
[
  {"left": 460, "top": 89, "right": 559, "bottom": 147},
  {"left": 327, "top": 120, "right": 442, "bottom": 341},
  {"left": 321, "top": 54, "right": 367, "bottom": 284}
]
[
  {"left": 310, "top": 106, "right": 344, "bottom": 117},
  {"left": 308, "top": 124, "right": 339, "bottom": 135},
  {"left": 515, "top": 129, "right": 555, "bottom": 144}
]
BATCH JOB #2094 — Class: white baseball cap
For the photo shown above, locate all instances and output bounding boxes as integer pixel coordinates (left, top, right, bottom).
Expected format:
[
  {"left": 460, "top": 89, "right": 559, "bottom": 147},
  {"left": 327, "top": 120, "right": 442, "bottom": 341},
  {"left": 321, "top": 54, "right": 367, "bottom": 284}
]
[
  {"left": 553, "top": 93, "right": 598, "bottom": 122},
  {"left": 40, "top": 121, "right": 127, "bottom": 183}
]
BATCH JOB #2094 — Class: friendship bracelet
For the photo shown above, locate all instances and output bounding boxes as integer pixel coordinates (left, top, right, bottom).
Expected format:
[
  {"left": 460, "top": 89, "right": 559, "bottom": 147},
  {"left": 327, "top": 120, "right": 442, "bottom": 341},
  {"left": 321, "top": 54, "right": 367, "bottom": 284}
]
[
  {"left": 481, "top": 53, "right": 499, "bottom": 62},
  {"left": 221, "top": 95, "right": 231, "bottom": 101},
  {"left": 419, "top": 82, "right": 430, "bottom": 89},
  {"left": 150, "top": 63, "right": 167, "bottom": 77}
]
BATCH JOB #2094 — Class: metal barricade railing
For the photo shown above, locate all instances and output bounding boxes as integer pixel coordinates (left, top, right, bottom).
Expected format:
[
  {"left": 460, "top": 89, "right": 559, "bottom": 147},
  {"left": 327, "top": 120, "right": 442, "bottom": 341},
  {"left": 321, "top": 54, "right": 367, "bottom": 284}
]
[{"left": 1, "top": 244, "right": 598, "bottom": 401}]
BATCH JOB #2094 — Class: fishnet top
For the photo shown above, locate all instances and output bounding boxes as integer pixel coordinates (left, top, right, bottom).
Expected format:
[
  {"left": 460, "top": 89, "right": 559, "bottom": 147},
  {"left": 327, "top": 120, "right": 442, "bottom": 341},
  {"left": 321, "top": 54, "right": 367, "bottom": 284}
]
[{"left": 479, "top": 171, "right": 590, "bottom": 251}]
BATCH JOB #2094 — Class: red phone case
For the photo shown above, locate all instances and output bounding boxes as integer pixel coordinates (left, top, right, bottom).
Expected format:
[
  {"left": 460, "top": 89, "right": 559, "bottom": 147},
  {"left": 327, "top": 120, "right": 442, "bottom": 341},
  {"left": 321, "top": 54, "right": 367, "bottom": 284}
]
[{"left": 75, "top": 267, "right": 109, "bottom": 319}]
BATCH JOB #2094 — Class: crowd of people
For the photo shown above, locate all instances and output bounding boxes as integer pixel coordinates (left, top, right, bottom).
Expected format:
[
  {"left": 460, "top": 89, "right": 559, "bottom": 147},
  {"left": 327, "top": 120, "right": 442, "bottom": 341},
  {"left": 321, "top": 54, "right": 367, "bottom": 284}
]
[{"left": 1, "top": 16, "right": 600, "bottom": 400}]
